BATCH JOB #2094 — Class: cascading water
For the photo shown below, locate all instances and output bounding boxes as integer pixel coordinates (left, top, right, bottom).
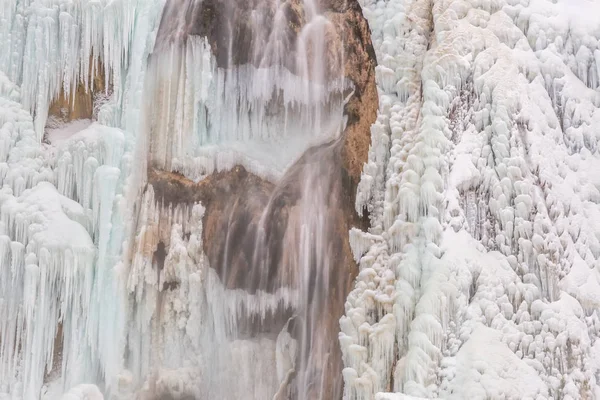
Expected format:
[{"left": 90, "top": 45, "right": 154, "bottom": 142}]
[
  {"left": 143, "top": 0, "right": 349, "bottom": 180},
  {"left": 127, "top": 0, "right": 352, "bottom": 397}
]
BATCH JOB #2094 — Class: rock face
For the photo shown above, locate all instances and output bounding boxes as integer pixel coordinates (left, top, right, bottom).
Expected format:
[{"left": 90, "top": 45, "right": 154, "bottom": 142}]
[
  {"left": 326, "top": 0, "right": 378, "bottom": 182},
  {"left": 44, "top": 59, "right": 107, "bottom": 138},
  {"left": 142, "top": 0, "right": 378, "bottom": 398}
]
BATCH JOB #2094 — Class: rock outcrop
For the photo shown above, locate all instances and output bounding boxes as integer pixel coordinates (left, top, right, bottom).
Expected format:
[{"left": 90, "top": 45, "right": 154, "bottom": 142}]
[{"left": 44, "top": 58, "right": 108, "bottom": 142}]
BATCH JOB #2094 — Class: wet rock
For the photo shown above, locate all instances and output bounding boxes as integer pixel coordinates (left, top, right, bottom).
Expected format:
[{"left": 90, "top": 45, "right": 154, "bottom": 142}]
[{"left": 48, "top": 60, "right": 107, "bottom": 120}]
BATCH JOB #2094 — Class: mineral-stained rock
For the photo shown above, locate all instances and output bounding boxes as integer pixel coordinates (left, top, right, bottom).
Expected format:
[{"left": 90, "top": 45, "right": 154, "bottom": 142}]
[
  {"left": 327, "top": 0, "right": 378, "bottom": 182},
  {"left": 47, "top": 59, "right": 107, "bottom": 122}
]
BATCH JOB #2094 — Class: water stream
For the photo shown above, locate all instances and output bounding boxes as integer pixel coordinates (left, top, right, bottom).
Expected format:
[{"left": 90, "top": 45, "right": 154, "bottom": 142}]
[{"left": 132, "top": 0, "right": 352, "bottom": 398}]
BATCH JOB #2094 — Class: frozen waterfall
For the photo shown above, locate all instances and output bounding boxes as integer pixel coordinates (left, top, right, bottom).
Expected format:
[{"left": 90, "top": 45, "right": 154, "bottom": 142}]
[{"left": 2, "top": 0, "right": 600, "bottom": 399}]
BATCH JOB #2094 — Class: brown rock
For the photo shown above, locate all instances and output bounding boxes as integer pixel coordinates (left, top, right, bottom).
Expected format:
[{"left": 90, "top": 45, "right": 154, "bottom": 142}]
[
  {"left": 52, "top": 68, "right": 106, "bottom": 119},
  {"left": 326, "top": 0, "right": 378, "bottom": 183},
  {"left": 44, "top": 57, "right": 108, "bottom": 141}
]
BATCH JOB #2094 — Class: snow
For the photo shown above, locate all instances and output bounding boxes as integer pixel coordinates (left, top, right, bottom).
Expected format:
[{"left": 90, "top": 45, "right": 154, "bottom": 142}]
[
  {"left": 346, "top": 0, "right": 600, "bottom": 398},
  {"left": 46, "top": 119, "right": 92, "bottom": 144},
  {"left": 59, "top": 385, "right": 104, "bottom": 400},
  {"left": 447, "top": 325, "right": 547, "bottom": 399}
]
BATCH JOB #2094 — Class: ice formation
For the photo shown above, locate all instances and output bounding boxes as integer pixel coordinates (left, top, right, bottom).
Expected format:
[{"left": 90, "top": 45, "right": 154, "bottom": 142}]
[
  {"left": 0, "top": 0, "right": 171, "bottom": 398},
  {"left": 343, "top": 0, "right": 600, "bottom": 398},
  {"left": 1, "top": 0, "right": 600, "bottom": 398}
]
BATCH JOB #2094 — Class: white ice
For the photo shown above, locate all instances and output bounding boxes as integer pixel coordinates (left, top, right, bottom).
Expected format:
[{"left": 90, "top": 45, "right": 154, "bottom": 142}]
[{"left": 344, "top": 0, "right": 600, "bottom": 398}]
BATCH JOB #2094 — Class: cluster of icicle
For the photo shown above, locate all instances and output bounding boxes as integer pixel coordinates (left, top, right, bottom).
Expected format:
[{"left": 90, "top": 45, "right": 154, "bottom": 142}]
[
  {"left": 0, "top": 0, "right": 145, "bottom": 139},
  {"left": 0, "top": 0, "right": 166, "bottom": 398},
  {"left": 342, "top": 0, "right": 600, "bottom": 399},
  {"left": 124, "top": 184, "right": 300, "bottom": 399}
]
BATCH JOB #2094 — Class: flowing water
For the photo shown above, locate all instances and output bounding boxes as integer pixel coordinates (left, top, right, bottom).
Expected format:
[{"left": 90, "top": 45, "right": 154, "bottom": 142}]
[{"left": 131, "top": 0, "right": 352, "bottom": 398}]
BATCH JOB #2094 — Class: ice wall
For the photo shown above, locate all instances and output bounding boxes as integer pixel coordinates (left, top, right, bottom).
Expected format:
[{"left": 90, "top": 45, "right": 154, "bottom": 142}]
[
  {"left": 344, "top": 0, "right": 600, "bottom": 398},
  {"left": 0, "top": 0, "right": 165, "bottom": 398},
  {"left": 1, "top": 0, "right": 140, "bottom": 138}
]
